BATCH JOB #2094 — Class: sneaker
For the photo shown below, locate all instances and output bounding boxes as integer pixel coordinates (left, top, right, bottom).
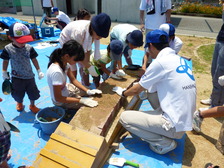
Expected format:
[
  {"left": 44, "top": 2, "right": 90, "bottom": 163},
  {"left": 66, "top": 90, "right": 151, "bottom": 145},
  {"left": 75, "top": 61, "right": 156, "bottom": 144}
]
[
  {"left": 16, "top": 103, "right": 24, "bottom": 111},
  {"left": 200, "top": 98, "right": 211, "bottom": 105},
  {"left": 149, "top": 140, "right": 177, "bottom": 154},
  {"left": 192, "top": 110, "right": 203, "bottom": 133},
  {"left": 29, "top": 105, "right": 40, "bottom": 114}
]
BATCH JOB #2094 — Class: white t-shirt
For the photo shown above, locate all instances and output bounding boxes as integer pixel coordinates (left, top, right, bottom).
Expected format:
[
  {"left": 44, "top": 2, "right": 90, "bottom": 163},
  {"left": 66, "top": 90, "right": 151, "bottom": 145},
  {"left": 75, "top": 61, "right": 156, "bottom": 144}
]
[
  {"left": 57, "top": 11, "right": 71, "bottom": 24},
  {"left": 169, "top": 36, "right": 183, "bottom": 54},
  {"left": 139, "top": 0, "right": 172, "bottom": 30},
  {"left": 47, "top": 63, "right": 69, "bottom": 103},
  {"left": 110, "top": 24, "right": 138, "bottom": 51},
  {"left": 139, "top": 47, "right": 196, "bottom": 132},
  {"left": 42, "top": 0, "right": 52, "bottom": 7}
]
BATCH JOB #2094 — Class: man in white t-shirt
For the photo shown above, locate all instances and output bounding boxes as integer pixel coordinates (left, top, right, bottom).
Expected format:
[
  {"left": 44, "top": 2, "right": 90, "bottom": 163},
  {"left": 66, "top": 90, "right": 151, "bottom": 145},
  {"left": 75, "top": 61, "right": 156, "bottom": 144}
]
[
  {"left": 46, "top": 7, "right": 71, "bottom": 30},
  {"left": 112, "top": 29, "right": 196, "bottom": 155}
]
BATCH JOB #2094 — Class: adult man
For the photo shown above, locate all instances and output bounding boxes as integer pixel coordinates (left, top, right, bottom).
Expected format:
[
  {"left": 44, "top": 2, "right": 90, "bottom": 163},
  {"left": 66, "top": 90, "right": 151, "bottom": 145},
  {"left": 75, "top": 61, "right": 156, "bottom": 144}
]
[
  {"left": 200, "top": 21, "right": 224, "bottom": 107},
  {"left": 41, "top": 0, "right": 54, "bottom": 18},
  {"left": 46, "top": 7, "right": 71, "bottom": 30},
  {"left": 140, "top": 0, "right": 172, "bottom": 69},
  {"left": 113, "top": 30, "right": 196, "bottom": 154}
]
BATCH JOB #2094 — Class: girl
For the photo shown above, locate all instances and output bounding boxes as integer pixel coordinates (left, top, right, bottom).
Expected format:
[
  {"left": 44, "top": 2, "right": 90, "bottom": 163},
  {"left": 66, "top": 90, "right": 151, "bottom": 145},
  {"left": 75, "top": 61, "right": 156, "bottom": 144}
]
[
  {"left": 59, "top": 13, "right": 111, "bottom": 87},
  {"left": 47, "top": 40, "right": 102, "bottom": 109}
]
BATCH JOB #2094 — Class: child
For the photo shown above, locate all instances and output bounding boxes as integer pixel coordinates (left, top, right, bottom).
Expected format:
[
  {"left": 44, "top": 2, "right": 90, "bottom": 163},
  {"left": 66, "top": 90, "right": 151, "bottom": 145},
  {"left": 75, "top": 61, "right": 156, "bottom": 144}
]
[
  {"left": 73, "top": 8, "right": 91, "bottom": 21},
  {"left": 59, "top": 13, "right": 111, "bottom": 87},
  {"left": 47, "top": 40, "right": 102, "bottom": 109},
  {"left": 0, "top": 23, "right": 44, "bottom": 113},
  {"left": 89, "top": 40, "right": 126, "bottom": 88},
  {"left": 46, "top": 7, "right": 71, "bottom": 30},
  {"left": 110, "top": 24, "right": 144, "bottom": 66}
]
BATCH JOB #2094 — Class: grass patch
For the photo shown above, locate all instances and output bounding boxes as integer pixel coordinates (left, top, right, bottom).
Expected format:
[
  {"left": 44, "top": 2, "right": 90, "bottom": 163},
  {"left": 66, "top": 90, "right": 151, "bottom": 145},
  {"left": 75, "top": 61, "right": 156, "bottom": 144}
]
[
  {"left": 197, "top": 44, "right": 214, "bottom": 63},
  {"left": 192, "top": 44, "right": 214, "bottom": 73}
]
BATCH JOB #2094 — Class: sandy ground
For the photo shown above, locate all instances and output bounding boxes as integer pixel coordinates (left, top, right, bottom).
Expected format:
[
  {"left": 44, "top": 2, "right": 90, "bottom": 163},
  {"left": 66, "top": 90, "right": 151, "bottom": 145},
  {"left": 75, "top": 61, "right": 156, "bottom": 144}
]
[{"left": 0, "top": 34, "right": 223, "bottom": 167}]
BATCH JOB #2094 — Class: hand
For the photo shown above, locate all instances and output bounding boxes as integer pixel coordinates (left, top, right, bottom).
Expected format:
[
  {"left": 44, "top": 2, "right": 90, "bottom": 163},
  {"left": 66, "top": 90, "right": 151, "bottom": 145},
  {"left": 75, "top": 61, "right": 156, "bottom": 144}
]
[
  {"left": 218, "top": 75, "right": 224, "bottom": 86},
  {"left": 112, "top": 86, "right": 126, "bottom": 97},
  {"left": 115, "top": 69, "right": 126, "bottom": 77},
  {"left": 86, "top": 89, "right": 102, "bottom": 95},
  {"left": 2, "top": 71, "right": 10, "bottom": 80},
  {"left": 88, "top": 65, "right": 100, "bottom": 77},
  {"left": 110, "top": 72, "right": 122, "bottom": 80},
  {"left": 37, "top": 69, "right": 44, "bottom": 80},
  {"left": 80, "top": 97, "right": 98, "bottom": 107}
]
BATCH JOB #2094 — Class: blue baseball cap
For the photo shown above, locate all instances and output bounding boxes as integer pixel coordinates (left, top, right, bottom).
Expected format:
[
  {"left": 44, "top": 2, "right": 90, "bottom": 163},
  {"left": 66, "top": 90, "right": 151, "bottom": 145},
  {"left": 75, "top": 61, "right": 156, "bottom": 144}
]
[
  {"left": 127, "top": 30, "right": 143, "bottom": 47},
  {"left": 91, "top": 13, "right": 111, "bottom": 38},
  {"left": 110, "top": 40, "right": 123, "bottom": 61},
  {"left": 159, "top": 23, "right": 175, "bottom": 36},
  {"left": 144, "top": 29, "right": 168, "bottom": 48},
  {"left": 51, "top": 7, "right": 58, "bottom": 14}
]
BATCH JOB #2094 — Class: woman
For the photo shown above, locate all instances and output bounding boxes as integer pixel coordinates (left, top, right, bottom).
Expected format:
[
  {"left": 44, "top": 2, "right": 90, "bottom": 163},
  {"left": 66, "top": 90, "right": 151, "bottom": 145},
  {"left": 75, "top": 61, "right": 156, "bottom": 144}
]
[
  {"left": 59, "top": 13, "right": 111, "bottom": 87},
  {"left": 47, "top": 40, "right": 102, "bottom": 109}
]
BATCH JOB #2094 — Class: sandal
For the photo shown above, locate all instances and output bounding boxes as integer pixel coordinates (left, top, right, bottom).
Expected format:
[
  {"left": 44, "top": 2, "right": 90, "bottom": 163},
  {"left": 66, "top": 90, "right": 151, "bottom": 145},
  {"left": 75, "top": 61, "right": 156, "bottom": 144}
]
[{"left": 204, "top": 163, "right": 220, "bottom": 168}]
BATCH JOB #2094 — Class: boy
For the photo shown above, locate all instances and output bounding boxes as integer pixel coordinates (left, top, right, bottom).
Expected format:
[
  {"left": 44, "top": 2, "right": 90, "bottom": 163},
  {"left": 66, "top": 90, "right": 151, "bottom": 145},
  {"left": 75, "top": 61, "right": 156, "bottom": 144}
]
[
  {"left": 0, "top": 23, "right": 44, "bottom": 113},
  {"left": 46, "top": 7, "right": 71, "bottom": 30},
  {"left": 90, "top": 40, "right": 125, "bottom": 88}
]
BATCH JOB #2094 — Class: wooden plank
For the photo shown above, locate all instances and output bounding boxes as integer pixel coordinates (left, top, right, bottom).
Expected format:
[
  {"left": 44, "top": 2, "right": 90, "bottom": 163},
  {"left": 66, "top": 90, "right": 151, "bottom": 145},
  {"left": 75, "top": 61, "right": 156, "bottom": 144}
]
[{"left": 69, "top": 72, "right": 139, "bottom": 136}]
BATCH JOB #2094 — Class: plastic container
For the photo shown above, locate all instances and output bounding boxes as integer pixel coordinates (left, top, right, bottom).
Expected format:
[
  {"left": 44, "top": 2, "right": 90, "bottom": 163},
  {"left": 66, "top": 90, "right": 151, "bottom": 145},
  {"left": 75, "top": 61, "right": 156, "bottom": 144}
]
[{"left": 35, "top": 106, "right": 65, "bottom": 135}]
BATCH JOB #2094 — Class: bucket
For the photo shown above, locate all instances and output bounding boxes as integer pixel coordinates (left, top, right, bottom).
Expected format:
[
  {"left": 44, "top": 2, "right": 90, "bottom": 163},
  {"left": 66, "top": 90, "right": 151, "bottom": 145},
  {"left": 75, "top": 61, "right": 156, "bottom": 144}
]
[{"left": 35, "top": 106, "right": 65, "bottom": 135}]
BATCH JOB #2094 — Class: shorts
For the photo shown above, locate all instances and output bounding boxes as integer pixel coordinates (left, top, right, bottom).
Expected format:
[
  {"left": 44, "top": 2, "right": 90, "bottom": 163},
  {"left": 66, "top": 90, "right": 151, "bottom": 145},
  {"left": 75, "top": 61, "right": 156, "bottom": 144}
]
[{"left": 11, "top": 77, "right": 40, "bottom": 103}]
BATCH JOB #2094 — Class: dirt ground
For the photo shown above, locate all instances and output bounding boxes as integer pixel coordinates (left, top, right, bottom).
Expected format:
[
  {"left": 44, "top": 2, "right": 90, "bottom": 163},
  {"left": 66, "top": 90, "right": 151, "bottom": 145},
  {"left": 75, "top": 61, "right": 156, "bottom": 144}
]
[{"left": 0, "top": 34, "right": 223, "bottom": 167}]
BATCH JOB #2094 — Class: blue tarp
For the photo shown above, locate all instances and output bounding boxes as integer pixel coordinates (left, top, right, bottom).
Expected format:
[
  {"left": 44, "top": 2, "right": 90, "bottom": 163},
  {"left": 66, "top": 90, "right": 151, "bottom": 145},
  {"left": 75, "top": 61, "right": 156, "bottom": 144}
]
[
  {"left": 0, "top": 35, "right": 192, "bottom": 167},
  {"left": 0, "top": 16, "right": 28, "bottom": 28}
]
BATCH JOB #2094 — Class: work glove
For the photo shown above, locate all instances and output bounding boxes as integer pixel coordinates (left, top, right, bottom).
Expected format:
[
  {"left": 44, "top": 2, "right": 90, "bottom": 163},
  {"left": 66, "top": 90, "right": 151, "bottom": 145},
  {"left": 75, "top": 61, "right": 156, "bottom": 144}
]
[
  {"left": 88, "top": 65, "right": 100, "bottom": 77},
  {"left": 2, "top": 71, "right": 10, "bottom": 80},
  {"left": 86, "top": 89, "right": 102, "bottom": 96},
  {"left": 79, "top": 97, "right": 98, "bottom": 107},
  {"left": 110, "top": 72, "right": 122, "bottom": 80},
  {"left": 37, "top": 69, "right": 44, "bottom": 80},
  {"left": 218, "top": 75, "right": 224, "bottom": 86},
  {"left": 115, "top": 69, "right": 126, "bottom": 77},
  {"left": 112, "top": 86, "right": 126, "bottom": 97}
]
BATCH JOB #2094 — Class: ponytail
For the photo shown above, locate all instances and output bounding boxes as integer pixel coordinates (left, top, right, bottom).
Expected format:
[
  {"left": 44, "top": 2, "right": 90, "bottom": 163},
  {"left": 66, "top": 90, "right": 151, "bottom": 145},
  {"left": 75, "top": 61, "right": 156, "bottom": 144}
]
[{"left": 47, "top": 40, "right": 85, "bottom": 71}]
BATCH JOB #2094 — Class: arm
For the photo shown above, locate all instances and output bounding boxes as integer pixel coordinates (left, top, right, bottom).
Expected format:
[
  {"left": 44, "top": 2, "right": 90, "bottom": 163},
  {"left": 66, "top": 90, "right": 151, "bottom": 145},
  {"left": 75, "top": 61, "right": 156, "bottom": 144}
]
[
  {"left": 31, "top": 58, "right": 41, "bottom": 70},
  {"left": 67, "top": 68, "right": 88, "bottom": 93},
  {"left": 123, "top": 83, "right": 145, "bottom": 97},
  {"left": 166, "top": 9, "right": 171, "bottom": 23},
  {"left": 140, "top": 10, "right": 145, "bottom": 31},
  {"left": 142, "top": 52, "right": 149, "bottom": 71},
  {"left": 2, "top": 60, "right": 9, "bottom": 71},
  {"left": 51, "top": 0, "right": 54, "bottom": 7},
  {"left": 81, "top": 51, "right": 91, "bottom": 69},
  {"left": 100, "top": 63, "right": 111, "bottom": 76},
  {"left": 53, "top": 85, "right": 81, "bottom": 103}
]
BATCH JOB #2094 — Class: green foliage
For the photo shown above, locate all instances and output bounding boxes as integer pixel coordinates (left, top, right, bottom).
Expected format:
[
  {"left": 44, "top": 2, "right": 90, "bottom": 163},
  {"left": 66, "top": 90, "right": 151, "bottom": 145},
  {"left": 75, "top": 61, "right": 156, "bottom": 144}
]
[
  {"left": 174, "top": 1, "right": 222, "bottom": 17},
  {"left": 193, "top": 44, "right": 214, "bottom": 73}
]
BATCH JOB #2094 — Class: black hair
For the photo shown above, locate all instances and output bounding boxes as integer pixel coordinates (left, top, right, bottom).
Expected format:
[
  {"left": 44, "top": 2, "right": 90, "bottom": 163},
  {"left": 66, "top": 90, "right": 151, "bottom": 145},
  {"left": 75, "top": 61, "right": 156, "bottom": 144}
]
[
  {"left": 74, "top": 8, "right": 91, "bottom": 21},
  {"left": 125, "top": 32, "right": 131, "bottom": 44},
  {"left": 47, "top": 40, "right": 85, "bottom": 71},
  {"left": 151, "top": 35, "right": 169, "bottom": 50}
]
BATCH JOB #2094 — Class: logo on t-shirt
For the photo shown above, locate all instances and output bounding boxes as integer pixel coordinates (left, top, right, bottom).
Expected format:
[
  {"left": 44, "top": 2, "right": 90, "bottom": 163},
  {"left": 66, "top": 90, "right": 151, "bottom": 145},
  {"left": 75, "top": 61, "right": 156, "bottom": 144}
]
[{"left": 176, "top": 57, "right": 195, "bottom": 81}]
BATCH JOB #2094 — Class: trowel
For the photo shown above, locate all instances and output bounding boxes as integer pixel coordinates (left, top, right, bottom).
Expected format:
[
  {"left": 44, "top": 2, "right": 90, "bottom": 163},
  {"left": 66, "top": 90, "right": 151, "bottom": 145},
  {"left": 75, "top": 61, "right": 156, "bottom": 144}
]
[{"left": 108, "top": 158, "right": 139, "bottom": 167}]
